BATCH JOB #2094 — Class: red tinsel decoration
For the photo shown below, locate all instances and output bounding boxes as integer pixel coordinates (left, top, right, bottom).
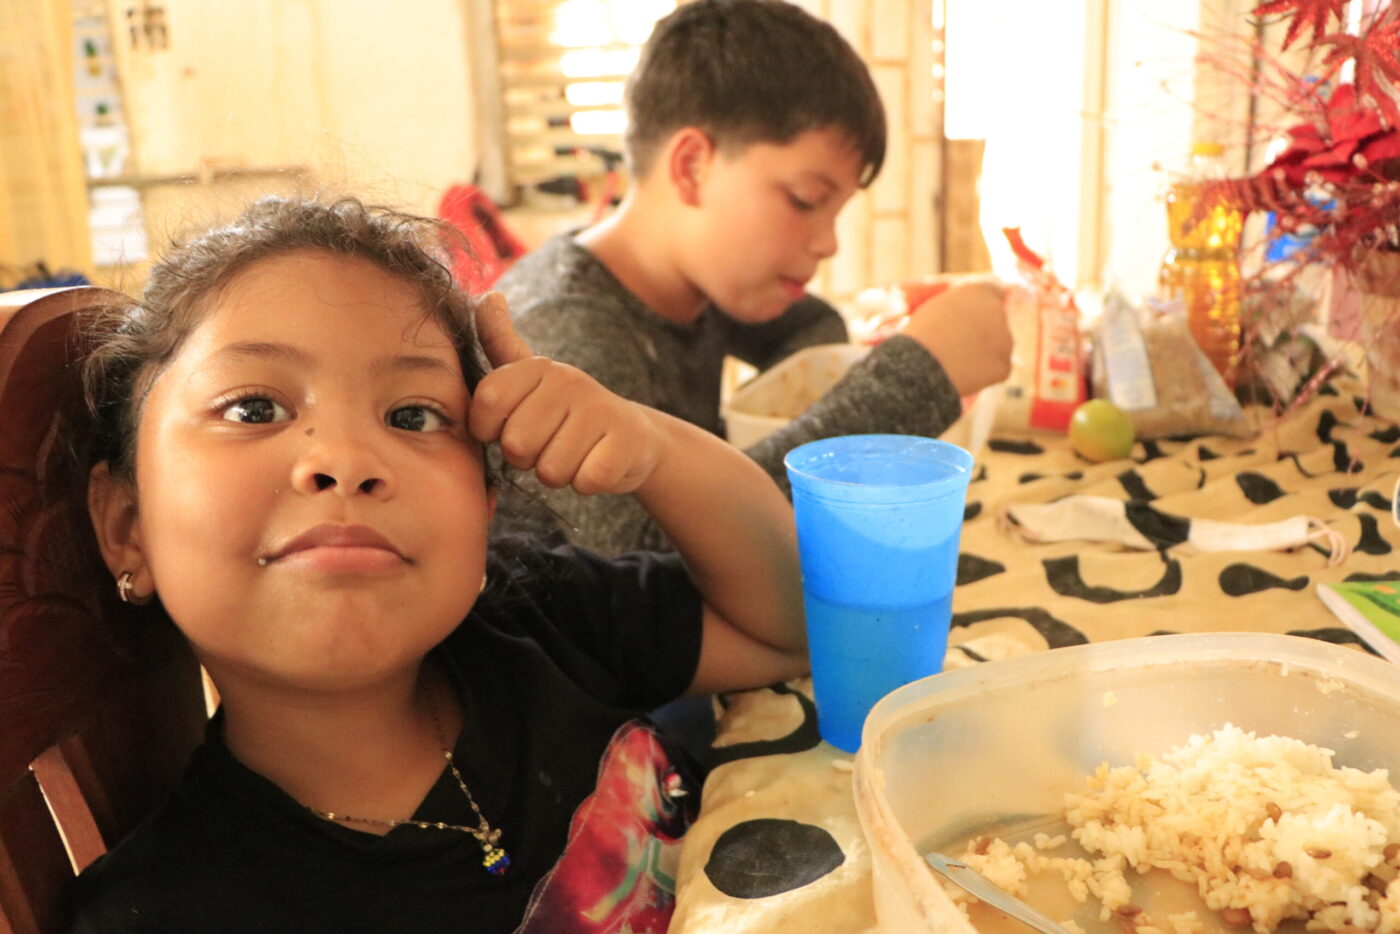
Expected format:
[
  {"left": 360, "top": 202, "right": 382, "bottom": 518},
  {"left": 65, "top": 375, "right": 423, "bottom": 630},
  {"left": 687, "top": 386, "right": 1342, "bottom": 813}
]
[
  {"left": 1317, "top": 10, "right": 1400, "bottom": 128},
  {"left": 1208, "top": 2, "right": 1400, "bottom": 266},
  {"left": 1254, "top": 0, "right": 1347, "bottom": 49}
]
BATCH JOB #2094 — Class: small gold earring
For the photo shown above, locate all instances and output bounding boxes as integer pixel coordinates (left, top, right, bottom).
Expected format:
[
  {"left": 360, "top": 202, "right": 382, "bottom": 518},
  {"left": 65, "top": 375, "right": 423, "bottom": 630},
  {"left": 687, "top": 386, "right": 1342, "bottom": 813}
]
[
  {"left": 116, "top": 571, "right": 152, "bottom": 606},
  {"left": 479, "top": 573, "right": 489, "bottom": 595}
]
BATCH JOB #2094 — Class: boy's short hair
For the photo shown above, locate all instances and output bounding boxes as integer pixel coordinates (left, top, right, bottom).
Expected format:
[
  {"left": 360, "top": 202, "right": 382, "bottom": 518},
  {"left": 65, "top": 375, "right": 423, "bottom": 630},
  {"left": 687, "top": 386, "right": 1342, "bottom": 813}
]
[{"left": 624, "top": 0, "right": 886, "bottom": 185}]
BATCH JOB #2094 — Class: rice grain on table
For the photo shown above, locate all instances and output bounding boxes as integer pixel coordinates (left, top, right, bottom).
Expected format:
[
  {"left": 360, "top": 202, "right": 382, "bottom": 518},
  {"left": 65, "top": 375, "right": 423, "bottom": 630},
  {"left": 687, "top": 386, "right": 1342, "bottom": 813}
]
[{"left": 951, "top": 725, "right": 1400, "bottom": 934}]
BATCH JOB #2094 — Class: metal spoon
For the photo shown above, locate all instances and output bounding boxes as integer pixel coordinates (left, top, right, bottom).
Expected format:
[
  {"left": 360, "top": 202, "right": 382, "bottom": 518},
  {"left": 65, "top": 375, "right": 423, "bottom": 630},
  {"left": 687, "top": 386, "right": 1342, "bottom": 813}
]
[{"left": 924, "top": 852, "right": 1081, "bottom": 934}]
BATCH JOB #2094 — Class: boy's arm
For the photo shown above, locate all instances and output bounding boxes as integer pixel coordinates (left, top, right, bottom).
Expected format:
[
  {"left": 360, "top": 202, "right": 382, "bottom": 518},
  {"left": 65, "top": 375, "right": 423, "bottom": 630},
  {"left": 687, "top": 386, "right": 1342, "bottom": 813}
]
[
  {"left": 724, "top": 294, "right": 848, "bottom": 370},
  {"left": 743, "top": 282, "right": 1011, "bottom": 491},
  {"left": 743, "top": 334, "right": 965, "bottom": 492}
]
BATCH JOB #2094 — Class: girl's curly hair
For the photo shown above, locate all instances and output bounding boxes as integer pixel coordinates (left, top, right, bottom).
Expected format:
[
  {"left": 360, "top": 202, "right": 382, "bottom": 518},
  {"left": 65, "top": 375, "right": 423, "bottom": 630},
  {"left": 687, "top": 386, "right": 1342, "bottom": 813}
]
[{"left": 80, "top": 196, "right": 489, "bottom": 482}]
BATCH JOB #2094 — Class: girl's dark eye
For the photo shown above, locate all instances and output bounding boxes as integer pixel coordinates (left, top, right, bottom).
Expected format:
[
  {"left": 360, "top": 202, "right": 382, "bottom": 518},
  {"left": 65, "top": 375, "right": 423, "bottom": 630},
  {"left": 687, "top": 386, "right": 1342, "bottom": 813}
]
[
  {"left": 387, "top": 405, "right": 448, "bottom": 432},
  {"left": 221, "top": 397, "right": 290, "bottom": 424},
  {"left": 788, "top": 193, "right": 817, "bottom": 212}
]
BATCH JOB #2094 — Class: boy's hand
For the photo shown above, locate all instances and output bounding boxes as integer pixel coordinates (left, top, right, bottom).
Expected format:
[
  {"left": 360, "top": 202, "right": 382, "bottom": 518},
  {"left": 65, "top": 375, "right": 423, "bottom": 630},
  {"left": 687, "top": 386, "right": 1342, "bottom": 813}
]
[
  {"left": 469, "top": 292, "right": 664, "bottom": 495},
  {"left": 900, "top": 278, "right": 1013, "bottom": 396}
]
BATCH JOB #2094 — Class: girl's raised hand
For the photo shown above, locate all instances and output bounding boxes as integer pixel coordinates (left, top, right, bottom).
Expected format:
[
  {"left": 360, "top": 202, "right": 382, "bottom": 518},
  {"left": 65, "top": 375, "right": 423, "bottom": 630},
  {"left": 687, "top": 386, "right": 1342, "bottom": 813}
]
[{"left": 468, "top": 292, "right": 665, "bottom": 496}]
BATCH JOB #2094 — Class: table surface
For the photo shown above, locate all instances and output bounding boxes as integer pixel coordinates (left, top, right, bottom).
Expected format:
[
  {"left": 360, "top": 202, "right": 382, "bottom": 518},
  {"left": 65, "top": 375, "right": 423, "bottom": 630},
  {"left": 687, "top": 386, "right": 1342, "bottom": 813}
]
[{"left": 669, "top": 377, "right": 1400, "bottom": 934}]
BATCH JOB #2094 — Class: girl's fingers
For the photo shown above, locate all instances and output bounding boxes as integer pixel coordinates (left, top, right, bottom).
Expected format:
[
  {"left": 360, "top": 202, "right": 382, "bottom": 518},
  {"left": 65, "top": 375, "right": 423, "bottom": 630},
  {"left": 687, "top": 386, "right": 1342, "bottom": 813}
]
[
  {"left": 532, "top": 413, "right": 607, "bottom": 490},
  {"left": 574, "top": 431, "right": 649, "bottom": 496},
  {"left": 467, "top": 359, "right": 547, "bottom": 443},
  {"left": 495, "top": 383, "right": 571, "bottom": 471}
]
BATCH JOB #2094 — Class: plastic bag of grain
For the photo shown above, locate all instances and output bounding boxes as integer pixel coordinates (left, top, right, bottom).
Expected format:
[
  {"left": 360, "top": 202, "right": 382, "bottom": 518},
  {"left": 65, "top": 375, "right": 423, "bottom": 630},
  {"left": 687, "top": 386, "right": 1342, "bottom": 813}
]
[{"left": 1092, "top": 290, "right": 1254, "bottom": 440}]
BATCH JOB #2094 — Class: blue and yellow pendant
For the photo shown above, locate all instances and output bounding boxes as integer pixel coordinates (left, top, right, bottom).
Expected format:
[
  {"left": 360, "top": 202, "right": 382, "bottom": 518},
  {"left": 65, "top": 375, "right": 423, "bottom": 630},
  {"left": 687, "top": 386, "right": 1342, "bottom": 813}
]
[{"left": 483, "top": 846, "right": 511, "bottom": 875}]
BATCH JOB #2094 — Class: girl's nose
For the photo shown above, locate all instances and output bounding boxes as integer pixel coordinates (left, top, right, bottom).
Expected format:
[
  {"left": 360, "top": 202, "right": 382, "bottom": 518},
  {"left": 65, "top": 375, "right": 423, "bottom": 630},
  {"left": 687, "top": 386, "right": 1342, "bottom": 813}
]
[{"left": 290, "top": 429, "right": 394, "bottom": 498}]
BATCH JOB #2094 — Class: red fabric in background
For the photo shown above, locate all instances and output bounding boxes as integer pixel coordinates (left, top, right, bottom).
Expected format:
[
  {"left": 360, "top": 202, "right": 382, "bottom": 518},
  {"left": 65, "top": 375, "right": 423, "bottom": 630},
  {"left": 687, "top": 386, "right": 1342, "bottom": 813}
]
[{"left": 438, "top": 185, "right": 529, "bottom": 293}]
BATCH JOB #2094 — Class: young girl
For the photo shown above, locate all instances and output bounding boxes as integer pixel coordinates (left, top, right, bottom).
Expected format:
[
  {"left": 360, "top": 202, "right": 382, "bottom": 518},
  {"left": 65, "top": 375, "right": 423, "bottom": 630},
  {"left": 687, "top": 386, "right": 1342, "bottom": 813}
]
[{"left": 69, "top": 196, "right": 807, "bottom": 933}]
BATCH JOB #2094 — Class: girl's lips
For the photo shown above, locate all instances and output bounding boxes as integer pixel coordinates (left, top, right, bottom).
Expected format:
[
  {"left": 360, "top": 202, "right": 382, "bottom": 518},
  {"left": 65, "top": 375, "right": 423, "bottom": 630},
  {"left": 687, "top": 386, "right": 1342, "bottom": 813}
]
[
  {"left": 263, "top": 523, "right": 409, "bottom": 573},
  {"left": 274, "top": 545, "right": 407, "bottom": 574}
]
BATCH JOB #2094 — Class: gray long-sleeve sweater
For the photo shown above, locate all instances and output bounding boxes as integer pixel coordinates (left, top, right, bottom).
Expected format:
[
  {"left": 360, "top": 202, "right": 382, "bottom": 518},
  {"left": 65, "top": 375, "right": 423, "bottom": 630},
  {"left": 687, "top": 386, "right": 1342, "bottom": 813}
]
[{"left": 491, "top": 233, "right": 963, "bottom": 555}]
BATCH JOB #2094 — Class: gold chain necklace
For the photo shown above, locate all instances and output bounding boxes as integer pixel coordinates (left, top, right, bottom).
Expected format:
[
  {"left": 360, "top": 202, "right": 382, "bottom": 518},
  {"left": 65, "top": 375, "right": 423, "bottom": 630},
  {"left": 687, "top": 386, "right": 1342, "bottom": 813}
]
[{"left": 304, "top": 693, "right": 511, "bottom": 876}]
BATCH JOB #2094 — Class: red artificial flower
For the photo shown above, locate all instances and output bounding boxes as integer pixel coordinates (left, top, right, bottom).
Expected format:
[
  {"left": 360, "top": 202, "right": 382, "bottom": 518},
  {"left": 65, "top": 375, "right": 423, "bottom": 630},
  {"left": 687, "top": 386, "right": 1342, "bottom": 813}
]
[
  {"left": 1254, "top": 0, "right": 1347, "bottom": 49},
  {"left": 1266, "top": 83, "right": 1400, "bottom": 185}
]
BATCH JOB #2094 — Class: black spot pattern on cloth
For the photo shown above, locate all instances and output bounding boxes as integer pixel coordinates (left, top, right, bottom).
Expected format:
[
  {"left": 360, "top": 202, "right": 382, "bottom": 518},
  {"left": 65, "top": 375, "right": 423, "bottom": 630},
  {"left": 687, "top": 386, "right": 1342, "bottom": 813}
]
[
  {"left": 1236, "top": 472, "right": 1285, "bottom": 504},
  {"left": 989, "top": 439, "right": 1045, "bottom": 455},
  {"left": 1343, "top": 490, "right": 1395, "bottom": 511},
  {"left": 1136, "top": 439, "right": 1170, "bottom": 463},
  {"left": 1371, "top": 424, "right": 1400, "bottom": 444},
  {"left": 1123, "top": 501, "right": 1192, "bottom": 547},
  {"left": 1356, "top": 513, "right": 1393, "bottom": 555},
  {"left": 1330, "top": 488, "right": 1360, "bottom": 509},
  {"left": 1279, "top": 453, "right": 1320, "bottom": 478},
  {"left": 951, "top": 607, "right": 1089, "bottom": 648},
  {"left": 957, "top": 553, "right": 1006, "bottom": 585},
  {"left": 704, "top": 819, "right": 845, "bottom": 898},
  {"left": 1392, "top": 445, "right": 1400, "bottom": 458},
  {"left": 1346, "top": 570, "right": 1400, "bottom": 582},
  {"left": 1018, "top": 470, "right": 1083, "bottom": 484},
  {"left": 964, "top": 501, "right": 982, "bottom": 521},
  {"left": 1220, "top": 563, "right": 1308, "bottom": 596},
  {"left": 1197, "top": 445, "right": 1221, "bottom": 461},
  {"left": 1117, "top": 469, "right": 1157, "bottom": 501},
  {"left": 1318, "top": 382, "right": 1340, "bottom": 396},
  {"left": 1363, "top": 490, "right": 1393, "bottom": 511},
  {"left": 972, "top": 464, "right": 989, "bottom": 483},
  {"left": 1333, "top": 442, "right": 1364, "bottom": 474},
  {"left": 952, "top": 643, "right": 989, "bottom": 663},
  {"left": 1288, "top": 627, "right": 1382, "bottom": 655},
  {"left": 708, "top": 682, "right": 821, "bottom": 767},
  {"left": 1044, "top": 554, "right": 1183, "bottom": 603},
  {"left": 1316, "top": 409, "right": 1342, "bottom": 443}
]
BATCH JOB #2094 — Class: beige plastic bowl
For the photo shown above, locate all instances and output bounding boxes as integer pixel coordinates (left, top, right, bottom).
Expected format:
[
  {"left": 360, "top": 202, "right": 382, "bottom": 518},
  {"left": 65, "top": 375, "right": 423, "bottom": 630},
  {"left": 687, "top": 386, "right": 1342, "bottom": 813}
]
[
  {"left": 852, "top": 633, "right": 1400, "bottom": 934},
  {"left": 722, "top": 343, "right": 869, "bottom": 449}
]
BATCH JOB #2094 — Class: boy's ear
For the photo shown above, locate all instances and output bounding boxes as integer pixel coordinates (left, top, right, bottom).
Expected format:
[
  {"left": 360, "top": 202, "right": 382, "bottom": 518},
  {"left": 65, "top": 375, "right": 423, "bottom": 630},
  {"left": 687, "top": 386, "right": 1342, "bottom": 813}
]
[
  {"left": 87, "top": 461, "right": 151, "bottom": 591},
  {"left": 666, "top": 127, "right": 716, "bottom": 207}
]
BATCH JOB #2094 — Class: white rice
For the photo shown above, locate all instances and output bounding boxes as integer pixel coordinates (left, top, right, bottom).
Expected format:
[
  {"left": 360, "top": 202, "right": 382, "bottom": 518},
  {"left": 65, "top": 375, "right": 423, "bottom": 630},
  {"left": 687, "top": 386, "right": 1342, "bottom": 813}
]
[{"left": 955, "top": 725, "right": 1400, "bottom": 934}]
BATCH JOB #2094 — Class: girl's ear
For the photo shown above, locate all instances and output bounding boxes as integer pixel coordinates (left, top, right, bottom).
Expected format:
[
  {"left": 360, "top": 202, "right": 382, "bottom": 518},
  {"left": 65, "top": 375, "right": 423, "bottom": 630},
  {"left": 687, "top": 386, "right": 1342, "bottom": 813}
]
[
  {"left": 667, "top": 126, "right": 716, "bottom": 207},
  {"left": 87, "top": 461, "right": 151, "bottom": 591}
]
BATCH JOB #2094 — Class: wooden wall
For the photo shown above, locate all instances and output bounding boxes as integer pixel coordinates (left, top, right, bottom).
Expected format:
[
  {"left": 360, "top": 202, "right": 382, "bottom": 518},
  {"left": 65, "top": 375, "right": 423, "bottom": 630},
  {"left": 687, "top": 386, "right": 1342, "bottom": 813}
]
[
  {"left": 99, "top": 0, "right": 478, "bottom": 284},
  {"left": 1, "top": 0, "right": 92, "bottom": 276}
]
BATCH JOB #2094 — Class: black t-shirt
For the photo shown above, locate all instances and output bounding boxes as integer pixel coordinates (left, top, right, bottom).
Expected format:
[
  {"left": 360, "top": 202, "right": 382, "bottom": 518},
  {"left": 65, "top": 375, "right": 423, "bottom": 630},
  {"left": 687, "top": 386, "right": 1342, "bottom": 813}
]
[{"left": 69, "top": 545, "right": 704, "bottom": 934}]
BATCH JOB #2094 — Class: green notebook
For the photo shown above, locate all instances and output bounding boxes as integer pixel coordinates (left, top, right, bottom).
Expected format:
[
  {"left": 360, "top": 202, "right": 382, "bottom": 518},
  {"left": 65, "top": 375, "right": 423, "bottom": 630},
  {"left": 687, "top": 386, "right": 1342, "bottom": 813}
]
[{"left": 1316, "top": 579, "right": 1400, "bottom": 665}]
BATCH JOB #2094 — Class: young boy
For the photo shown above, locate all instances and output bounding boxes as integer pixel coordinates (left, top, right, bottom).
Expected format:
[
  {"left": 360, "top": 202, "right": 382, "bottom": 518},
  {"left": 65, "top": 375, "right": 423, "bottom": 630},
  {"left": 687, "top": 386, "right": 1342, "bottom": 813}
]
[{"left": 493, "top": 0, "right": 1012, "bottom": 554}]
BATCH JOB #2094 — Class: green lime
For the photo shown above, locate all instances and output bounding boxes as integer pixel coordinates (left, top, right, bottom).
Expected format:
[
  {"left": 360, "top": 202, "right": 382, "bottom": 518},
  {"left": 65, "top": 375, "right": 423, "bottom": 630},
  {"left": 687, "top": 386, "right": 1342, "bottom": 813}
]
[{"left": 1069, "top": 399, "right": 1136, "bottom": 463}]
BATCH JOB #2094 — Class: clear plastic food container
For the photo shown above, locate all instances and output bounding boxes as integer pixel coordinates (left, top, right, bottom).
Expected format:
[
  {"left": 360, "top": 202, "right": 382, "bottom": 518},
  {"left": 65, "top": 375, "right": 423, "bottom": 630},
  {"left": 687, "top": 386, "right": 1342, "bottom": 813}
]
[
  {"left": 722, "top": 344, "right": 868, "bottom": 449},
  {"left": 853, "top": 633, "right": 1400, "bottom": 933}
]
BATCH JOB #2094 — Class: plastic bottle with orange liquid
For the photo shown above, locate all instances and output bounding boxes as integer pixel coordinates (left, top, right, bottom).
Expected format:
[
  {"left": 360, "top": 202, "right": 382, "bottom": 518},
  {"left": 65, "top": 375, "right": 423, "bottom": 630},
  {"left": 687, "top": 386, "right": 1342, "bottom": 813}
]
[{"left": 1158, "top": 142, "right": 1245, "bottom": 387}]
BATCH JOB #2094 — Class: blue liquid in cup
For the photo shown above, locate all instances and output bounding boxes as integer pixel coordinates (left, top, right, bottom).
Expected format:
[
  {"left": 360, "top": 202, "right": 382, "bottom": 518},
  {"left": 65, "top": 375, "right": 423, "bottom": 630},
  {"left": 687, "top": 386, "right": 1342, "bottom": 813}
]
[
  {"left": 803, "top": 591, "right": 954, "bottom": 754},
  {"left": 785, "top": 435, "right": 973, "bottom": 753}
]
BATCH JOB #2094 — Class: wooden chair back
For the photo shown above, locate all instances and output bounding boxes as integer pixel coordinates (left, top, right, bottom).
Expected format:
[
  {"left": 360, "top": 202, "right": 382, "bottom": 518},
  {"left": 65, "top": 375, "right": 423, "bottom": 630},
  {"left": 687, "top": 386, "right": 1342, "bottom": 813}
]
[{"left": 0, "top": 288, "right": 206, "bottom": 934}]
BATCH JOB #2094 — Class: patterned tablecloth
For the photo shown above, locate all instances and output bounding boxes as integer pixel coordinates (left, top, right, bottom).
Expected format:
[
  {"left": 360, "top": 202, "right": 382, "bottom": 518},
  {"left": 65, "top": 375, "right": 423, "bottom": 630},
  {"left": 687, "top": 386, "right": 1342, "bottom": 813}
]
[{"left": 669, "top": 376, "right": 1400, "bottom": 934}]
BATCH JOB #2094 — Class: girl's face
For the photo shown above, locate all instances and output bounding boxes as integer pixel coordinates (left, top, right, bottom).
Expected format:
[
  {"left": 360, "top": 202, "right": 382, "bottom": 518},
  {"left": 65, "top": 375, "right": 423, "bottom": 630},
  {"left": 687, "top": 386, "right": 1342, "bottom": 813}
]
[{"left": 97, "top": 250, "right": 491, "bottom": 693}]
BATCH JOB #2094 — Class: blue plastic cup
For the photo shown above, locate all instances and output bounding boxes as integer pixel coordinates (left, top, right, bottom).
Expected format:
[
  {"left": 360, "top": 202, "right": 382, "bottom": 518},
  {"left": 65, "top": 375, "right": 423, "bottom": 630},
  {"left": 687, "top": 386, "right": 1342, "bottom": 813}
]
[{"left": 784, "top": 435, "right": 975, "bottom": 752}]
